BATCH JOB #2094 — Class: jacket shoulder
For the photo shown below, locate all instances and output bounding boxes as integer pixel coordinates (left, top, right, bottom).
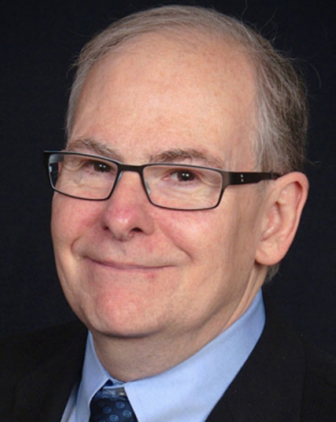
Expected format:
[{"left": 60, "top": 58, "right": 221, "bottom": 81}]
[
  {"left": 302, "top": 342, "right": 336, "bottom": 420},
  {"left": 0, "top": 321, "right": 87, "bottom": 409},
  {"left": 0, "top": 321, "right": 86, "bottom": 372}
]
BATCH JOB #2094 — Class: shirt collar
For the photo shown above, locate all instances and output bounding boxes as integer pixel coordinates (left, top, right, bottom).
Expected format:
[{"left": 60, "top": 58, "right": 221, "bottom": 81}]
[{"left": 76, "top": 290, "right": 265, "bottom": 422}]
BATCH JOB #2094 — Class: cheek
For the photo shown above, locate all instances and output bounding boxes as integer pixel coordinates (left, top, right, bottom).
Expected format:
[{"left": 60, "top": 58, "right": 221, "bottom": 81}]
[
  {"left": 155, "top": 208, "right": 246, "bottom": 324},
  {"left": 158, "top": 208, "right": 232, "bottom": 271},
  {"left": 165, "top": 193, "right": 261, "bottom": 284},
  {"left": 51, "top": 196, "right": 103, "bottom": 309},
  {"left": 51, "top": 194, "right": 101, "bottom": 247},
  {"left": 51, "top": 195, "right": 106, "bottom": 293}
]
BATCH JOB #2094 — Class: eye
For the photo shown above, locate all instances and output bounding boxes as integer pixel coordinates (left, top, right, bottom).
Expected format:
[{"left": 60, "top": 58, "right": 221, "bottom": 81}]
[
  {"left": 172, "top": 169, "right": 197, "bottom": 182},
  {"left": 91, "top": 160, "right": 111, "bottom": 173}
]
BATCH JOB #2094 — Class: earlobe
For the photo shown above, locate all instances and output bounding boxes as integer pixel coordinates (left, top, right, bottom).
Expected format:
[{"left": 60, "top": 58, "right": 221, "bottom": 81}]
[{"left": 256, "top": 172, "right": 309, "bottom": 266}]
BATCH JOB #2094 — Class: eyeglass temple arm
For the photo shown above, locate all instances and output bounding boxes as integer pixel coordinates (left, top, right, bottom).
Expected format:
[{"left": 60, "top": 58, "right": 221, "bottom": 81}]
[{"left": 229, "top": 172, "right": 281, "bottom": 185}]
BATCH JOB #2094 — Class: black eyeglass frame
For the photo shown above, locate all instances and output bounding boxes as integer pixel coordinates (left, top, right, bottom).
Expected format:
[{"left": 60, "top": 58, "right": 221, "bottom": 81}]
[{"left": 44, "top": 150, "right": 281, "bottom": 211}]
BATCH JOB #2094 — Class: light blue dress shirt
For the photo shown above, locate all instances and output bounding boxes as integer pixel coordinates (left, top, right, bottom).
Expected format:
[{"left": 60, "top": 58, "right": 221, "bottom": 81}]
[{"left": 62, "top": 290, "right": 265, "bottom": 422}]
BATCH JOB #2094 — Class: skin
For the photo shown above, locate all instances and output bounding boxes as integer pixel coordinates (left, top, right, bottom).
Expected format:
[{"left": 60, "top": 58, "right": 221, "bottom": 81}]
[{"left": 51, "top": 32, "right": 308, "bottom": 381}]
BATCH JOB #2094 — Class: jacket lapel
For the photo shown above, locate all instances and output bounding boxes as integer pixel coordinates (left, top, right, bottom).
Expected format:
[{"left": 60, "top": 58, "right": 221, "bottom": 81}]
[{"left": 206, "top": 295, "right": 305, "bottom": 422}]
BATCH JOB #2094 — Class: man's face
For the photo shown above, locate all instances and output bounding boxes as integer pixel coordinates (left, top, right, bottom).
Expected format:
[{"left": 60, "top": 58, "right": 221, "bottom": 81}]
[{"left": 52, "top": 33, "right": 268, "bottom": 350}]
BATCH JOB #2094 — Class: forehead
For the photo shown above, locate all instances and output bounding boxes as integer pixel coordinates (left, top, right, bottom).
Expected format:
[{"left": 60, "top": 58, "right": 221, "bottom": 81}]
[{"left": 71, "top": 31, "right": 257, "bottom": 168}]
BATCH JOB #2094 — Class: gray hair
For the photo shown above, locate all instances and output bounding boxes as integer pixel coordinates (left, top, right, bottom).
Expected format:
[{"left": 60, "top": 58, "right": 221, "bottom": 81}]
[{"left": 66, "top": 5, "right": 308, "bottom": 175}]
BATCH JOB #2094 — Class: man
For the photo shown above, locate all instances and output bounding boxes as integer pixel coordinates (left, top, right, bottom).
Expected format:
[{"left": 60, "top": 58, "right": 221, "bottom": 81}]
[{"left": 1, "top": 5, "right": 336, "bottom": 422}]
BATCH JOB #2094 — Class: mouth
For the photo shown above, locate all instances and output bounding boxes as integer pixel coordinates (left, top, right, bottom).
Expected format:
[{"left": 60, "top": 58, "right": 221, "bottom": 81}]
[{"left": 86, "top": 257, "right": 171, "bottom": 272}]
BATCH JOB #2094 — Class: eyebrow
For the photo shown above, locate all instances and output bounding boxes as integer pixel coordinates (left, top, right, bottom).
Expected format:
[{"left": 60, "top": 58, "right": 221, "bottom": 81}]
[
  {"left": 67, "top": 138, "right": 123, "bottom": 161},
  {"left": 149, "top": 149, "right": 226, "bottom": 169},
  {"left": 67, "top": 138, "right": 226, "bottom": 169}
]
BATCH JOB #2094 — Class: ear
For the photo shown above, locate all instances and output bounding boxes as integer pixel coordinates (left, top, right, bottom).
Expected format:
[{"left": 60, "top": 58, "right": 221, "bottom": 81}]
[{"left": 256, "top": 172, "right": 309, "bottom": 266}]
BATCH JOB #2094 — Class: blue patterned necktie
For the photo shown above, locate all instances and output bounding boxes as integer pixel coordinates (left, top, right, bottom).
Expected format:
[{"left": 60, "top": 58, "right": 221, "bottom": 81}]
[{"left": 89, "top": 386, "right": 138, "bottom": 422}]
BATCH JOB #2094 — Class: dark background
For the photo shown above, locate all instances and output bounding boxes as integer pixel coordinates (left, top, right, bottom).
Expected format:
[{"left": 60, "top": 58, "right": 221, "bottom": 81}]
[{"left": 1, "top": 0, "right": 335, "bottom": 354}]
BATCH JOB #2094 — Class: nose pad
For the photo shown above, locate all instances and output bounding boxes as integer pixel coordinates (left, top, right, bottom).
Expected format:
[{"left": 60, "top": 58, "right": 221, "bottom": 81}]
[
  {"left": 144, "top": 180, "right": 151, "bottom": 195},
  {"left": 114, "top": 171, "right": 124, "bottom": 189}
]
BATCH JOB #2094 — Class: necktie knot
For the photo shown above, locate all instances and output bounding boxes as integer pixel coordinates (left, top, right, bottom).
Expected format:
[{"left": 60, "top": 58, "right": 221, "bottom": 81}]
[{"left": 89, "top": 387, "right": 137, "bottom": 422}]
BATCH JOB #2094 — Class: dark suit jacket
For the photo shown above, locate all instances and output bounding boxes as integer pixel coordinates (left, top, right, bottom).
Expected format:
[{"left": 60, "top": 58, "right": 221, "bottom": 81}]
[{"left": 1, "top": 297, "right": 336, "bottom": 422}]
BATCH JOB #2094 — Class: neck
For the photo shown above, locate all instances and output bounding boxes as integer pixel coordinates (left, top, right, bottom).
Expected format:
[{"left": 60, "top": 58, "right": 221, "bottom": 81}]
[
  {"left": 89, "top": 265, "right": 267, "bottom": 381},
  {"left": 91, "top": 321, "right": 226, "bottom": 382},
  {"left": 90, "top": 286, "right": 265, "bottom": 381}
]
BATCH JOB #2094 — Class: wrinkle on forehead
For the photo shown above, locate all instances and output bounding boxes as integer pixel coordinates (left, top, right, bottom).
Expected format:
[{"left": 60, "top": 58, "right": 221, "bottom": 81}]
[
  {"left": 67, "top": 138, "right": 124, "bottom": 162},
  {"left": 71, "top": 30, "right": 258, "bottom": 171},
  {"left": 67, "top": 137, "right": 228, "bottom": 169}
]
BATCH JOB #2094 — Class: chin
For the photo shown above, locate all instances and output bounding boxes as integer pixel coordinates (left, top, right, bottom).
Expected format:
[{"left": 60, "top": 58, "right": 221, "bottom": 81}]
[{"left": 75, "top": 293, "right": 161, "bottom": 340}]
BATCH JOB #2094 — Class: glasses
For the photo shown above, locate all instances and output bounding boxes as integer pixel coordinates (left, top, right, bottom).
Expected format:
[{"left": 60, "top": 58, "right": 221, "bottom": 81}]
[{"left": 44, "top": 151, "right": 280, "bottom": 211}]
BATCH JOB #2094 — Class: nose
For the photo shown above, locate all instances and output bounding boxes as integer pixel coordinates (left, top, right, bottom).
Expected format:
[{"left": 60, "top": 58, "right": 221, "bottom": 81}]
[{"left": 100, "top": 171, "right": 155, "bottom": 241}]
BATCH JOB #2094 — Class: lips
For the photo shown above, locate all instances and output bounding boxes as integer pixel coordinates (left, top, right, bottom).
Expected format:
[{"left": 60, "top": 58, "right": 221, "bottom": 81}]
[{"left": 86, "top": 257, "right": 171, "bottom": 272}]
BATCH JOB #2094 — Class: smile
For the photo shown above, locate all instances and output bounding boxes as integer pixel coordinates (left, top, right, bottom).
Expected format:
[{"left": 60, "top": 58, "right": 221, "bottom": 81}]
[{"left": 87, "top": 257, "right": 171, "bottom": 272}]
